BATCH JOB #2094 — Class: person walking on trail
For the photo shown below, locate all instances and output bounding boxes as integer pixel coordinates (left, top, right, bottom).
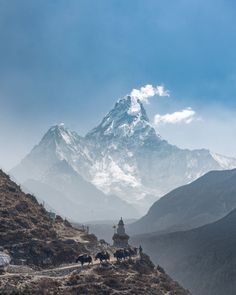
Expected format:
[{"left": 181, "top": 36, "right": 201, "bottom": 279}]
[{"left": 139, "top": 245, "right": 143, "bottom": 255}]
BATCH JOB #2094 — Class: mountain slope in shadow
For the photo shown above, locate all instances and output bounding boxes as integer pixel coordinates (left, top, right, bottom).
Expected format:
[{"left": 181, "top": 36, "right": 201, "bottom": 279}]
[
  {"left": 132, "top": 209, "right": 236, "bottom": 295},
  {"left": 130, "top": 169, "right": 236, "bottom": 235}
]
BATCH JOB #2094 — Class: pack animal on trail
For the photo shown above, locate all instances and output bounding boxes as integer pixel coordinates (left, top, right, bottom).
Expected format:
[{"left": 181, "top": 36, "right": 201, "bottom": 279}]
[
  {"left": 76, "top": 254, "right": 92, "bottom": 266},
  {"left": 114, "top": 249, "right": 126, "bottom": 261},
  {"left": 114, "top": 247, "right": 138, "bottom": 261},
  {"left": 124, "top": 249, "right": 131, "bottom": 259},
  {"left": 95, "top": 251, "right": 110, "bottom": 263}
]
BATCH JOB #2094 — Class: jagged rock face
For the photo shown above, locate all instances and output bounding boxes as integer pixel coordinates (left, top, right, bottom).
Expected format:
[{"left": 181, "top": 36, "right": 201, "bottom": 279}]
[
  {"left": 86, "top": 96, "right": 157, "bottom": 143},
  {"left": 0, "top": 170, "right": 86, "bottom": 267},
  {"left": 11, "top": 96, "right": 236, "bottom": 215}
]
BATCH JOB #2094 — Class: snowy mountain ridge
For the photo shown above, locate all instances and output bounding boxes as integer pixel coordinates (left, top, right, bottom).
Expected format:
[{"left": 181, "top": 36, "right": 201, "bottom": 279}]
[{"left": 11, "top": 95, "right": 236, "bottom": 217}]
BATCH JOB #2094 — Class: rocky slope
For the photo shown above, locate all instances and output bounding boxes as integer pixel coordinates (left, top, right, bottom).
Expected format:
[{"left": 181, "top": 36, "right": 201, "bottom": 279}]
[
  {"left": 132, "top": 209, "right": 236, "bottom": 295},
  {"left": 0, "top": 254, "right": 191, "bottom": 295},
  {"left": 0, "top": 169, "right": 92, "bottom": 268},
  {"left": 130, "top": 168, "right": 236, "bottom": 235}
]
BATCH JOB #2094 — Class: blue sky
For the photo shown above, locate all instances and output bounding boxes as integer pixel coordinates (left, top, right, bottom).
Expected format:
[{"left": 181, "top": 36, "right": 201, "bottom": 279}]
[{"left": 1, "top": 0, "right": 236, "bottom": 169}]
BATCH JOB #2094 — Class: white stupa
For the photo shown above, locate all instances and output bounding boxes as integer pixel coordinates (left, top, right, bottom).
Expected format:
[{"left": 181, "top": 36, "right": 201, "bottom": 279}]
[{"left": 112, "top": 217, "right": 130, "bottom": 248}]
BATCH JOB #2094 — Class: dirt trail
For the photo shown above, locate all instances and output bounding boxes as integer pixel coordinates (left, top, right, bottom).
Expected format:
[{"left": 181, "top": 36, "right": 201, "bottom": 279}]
[
  {"left": 1, "top": 256, "right": 138, "bottom": 279},
  {"left": 35, "top": 257, "right": 118, "bottom": 277}
]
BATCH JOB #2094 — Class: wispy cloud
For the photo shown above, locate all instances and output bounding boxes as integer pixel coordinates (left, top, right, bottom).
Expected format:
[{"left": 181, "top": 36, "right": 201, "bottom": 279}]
[
  {"left": 154, "top": 107, "right": 197, "bottom": 125},
  {"left": 130, "top": 84, "right": 170, "bottom": 103}
]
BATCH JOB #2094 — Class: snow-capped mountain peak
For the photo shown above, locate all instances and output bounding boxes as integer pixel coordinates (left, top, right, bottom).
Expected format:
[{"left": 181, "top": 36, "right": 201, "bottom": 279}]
[
  {"left": 86, "top": 95, "right": 158, "bottom": 141},
  {"left": 123, "top": 95, "right": 149, "bottom": 119},
  {"left": 38, "top": 123, "right": 87, "bottom": 163},
  {"left": 42, "top": 123, "right": 78, "bottom": 146}
]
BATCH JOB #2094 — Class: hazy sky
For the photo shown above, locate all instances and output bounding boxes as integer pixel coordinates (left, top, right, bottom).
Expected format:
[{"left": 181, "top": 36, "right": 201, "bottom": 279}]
[{"left": 1, "top": 0, "right": 236, "bottom": 170}]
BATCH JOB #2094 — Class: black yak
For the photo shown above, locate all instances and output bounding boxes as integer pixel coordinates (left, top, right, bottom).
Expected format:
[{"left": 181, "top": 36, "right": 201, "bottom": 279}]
[
  {"left": 95, "top": 251, "right": 110, "bottom": 263},
  {"left": 114, "top": 249, "right": 126, "bottom": 261},
  {"left": 76, "top": 254, "right": 92, "bottom": 266},
  {"left": 114, "top": 247, "right": 138, "bottom": 261}
]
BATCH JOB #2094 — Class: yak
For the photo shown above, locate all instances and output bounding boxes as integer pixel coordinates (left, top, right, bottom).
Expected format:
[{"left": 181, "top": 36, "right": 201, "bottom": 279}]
[
  {"left": 114, "top": 249, "right": 126, "bottom": 261},
  {"left": 95, "top": 251, "right": 110, "bottom": 263},
  {"left": 114, "top": 247, "right": 138, "bottom": 261},
  {"left": 76, "top": 254, "right": 92, "bottom": 266}
]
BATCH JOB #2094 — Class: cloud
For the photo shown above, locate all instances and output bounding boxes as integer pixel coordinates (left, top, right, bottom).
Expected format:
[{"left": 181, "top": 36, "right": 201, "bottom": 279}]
[
  {"left": 154, "top": 107, "right": 196, "bottom": 125},
  {"left": 130, "top": 84, "right": 170, "bottom": 103}
]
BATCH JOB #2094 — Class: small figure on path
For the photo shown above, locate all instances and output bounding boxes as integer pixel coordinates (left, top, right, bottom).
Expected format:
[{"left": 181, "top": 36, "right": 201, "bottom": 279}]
[{"left": 139, "top": 245, "right": 143, "bottom": 255}]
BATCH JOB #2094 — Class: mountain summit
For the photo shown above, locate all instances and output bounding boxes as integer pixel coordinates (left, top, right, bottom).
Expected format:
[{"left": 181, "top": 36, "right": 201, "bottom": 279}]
[
  {"left": 11, "top": 94, "right": 236, "bottom": 219},
  {"left": 87, "top": 96, "right": 157, "bottom": 142}
]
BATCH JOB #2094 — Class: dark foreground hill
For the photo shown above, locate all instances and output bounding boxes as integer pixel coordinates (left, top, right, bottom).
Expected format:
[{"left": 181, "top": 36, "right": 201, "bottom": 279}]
[
  {"left": 130, "top": 169, "right": 236, "bottom": 235},
  {"left": 0, "top": 169, "right": 89, "bottom": 268},
  {"left": 132, "top": 209, "right": 236, "bottom": 295}
]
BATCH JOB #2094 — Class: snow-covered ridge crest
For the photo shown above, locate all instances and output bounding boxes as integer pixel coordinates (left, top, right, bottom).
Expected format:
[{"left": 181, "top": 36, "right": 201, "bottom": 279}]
[
  {"left": 11, "top": 91, "right": 236, "bottom": 216},
  {"left": 210, "top": 152, "right": 236, "bottom": 169}
]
